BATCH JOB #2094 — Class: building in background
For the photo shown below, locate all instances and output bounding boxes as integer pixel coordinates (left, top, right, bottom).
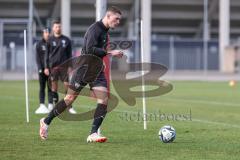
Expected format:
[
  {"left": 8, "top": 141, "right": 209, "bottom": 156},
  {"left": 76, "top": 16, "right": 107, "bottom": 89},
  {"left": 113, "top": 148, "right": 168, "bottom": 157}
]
[{"left": 0, "top": 0, "right": 240, "bottom": 80}]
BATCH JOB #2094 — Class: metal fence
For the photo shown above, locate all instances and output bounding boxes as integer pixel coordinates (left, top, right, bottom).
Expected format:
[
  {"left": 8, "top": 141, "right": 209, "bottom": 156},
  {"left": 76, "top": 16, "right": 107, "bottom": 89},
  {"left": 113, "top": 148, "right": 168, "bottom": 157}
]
[{"left": 151, "top": 38, "right": 219, "bottom": 71}]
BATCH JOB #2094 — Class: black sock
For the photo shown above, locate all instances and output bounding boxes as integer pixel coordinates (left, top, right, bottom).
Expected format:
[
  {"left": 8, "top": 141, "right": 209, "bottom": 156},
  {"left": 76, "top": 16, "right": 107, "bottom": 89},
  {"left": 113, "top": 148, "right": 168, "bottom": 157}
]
[
  {"left": 44, "top": 99, "right": 68, "bottom": 125},
  {"left": 52, "top": 91, "right": 59, "bottom": 104},
  {"left": 90, "top": 104, "right": 107, "bottom": 134}
]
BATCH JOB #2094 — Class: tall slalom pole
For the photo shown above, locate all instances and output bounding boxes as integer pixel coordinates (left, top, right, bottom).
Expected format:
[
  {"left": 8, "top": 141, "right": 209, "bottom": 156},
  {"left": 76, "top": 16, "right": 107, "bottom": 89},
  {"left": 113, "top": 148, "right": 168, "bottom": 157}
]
[
  {"left": 140, "top": 20, "right": 147, "bottom": 130},
  {"left": 96, "top": 0, "right": 107, "bottom": 135},
  {"left": 24, "top": 30, "right": 30, "bottom": 123}
]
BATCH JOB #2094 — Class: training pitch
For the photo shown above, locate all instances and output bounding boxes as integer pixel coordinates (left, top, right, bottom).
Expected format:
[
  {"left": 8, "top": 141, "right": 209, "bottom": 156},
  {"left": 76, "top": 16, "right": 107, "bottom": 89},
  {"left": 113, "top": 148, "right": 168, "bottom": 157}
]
[{"left": 0, "top": 81, "right": 240, "bottom": 160}]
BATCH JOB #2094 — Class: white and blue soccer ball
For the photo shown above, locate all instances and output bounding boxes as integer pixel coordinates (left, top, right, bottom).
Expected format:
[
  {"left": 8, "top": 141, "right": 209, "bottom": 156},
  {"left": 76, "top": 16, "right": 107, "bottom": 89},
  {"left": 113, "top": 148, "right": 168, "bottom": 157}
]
[{"left": 159, "top": 125, "right": 176, "bottom": 143}]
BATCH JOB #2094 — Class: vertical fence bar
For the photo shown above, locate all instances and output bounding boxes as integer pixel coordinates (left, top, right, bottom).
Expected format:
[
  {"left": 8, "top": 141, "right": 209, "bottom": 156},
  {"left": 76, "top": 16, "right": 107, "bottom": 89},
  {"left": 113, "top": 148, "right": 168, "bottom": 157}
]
[
  {"left": 169, "top": 36, "right": 175, "bottom": 72},
  {"left": 203, "top": 0, "right": 209, "bottom": 73}
]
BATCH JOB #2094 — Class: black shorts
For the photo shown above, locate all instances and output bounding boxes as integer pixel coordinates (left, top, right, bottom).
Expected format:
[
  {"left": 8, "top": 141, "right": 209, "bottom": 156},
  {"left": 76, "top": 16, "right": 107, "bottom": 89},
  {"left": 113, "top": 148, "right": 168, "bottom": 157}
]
[
  {"left": 69, "top": 70, "right": 107, "bottom": 93},
  {"left": 50, "top": 67, "right": 69, "bottom": 82}
]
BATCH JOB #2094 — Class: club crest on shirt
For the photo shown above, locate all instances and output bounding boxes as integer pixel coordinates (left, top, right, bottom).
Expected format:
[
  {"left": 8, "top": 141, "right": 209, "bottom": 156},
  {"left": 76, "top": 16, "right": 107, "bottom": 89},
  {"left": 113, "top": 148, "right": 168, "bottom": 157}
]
[
  {"left": 52, "top": 41, "right": 57, "bottom": 46},
  {"left": 41, "top": 45, "right": 46, "bottom": 51},
  {"left": 74, "top": 82, "right": 80, "bottom": 89},
  {"left": 62, "top": 40, "right": 66, "bottom": 48}
]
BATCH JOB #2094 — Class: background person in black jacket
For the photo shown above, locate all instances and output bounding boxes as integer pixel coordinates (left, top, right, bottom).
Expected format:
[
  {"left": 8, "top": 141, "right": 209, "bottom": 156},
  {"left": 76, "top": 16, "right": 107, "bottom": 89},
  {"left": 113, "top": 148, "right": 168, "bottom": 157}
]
[
  {"left": 35, "top": 28, "right": 53, "bottom": 113},
  {"left": 44, "top": 20, "right": 76, "bottom": 114}
]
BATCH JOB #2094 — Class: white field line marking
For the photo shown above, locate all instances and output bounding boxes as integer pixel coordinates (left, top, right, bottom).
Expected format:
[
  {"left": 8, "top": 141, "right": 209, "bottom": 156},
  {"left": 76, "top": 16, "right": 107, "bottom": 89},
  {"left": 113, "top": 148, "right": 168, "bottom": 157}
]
[
  {"left": 162, "top": 97, "right": 240, "bottom": 107},
  {"left": 0, "top": 95, "right": 36, "bottom": 102},
  {"left": 192, "top": 118, "right": 240, "bottom": 129}
]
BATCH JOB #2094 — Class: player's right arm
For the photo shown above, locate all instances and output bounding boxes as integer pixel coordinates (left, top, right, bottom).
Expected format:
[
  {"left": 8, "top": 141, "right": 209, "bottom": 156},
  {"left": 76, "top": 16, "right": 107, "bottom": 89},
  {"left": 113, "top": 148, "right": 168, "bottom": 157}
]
[
  {"left": 85, "top": 28, "right": 123, "bottom": 58},
  {"left": 85, "top": 28, "right": 108, "bottom": 58},
  {"left": 35, "top": 42, "right": 42, "bottom": 72}
]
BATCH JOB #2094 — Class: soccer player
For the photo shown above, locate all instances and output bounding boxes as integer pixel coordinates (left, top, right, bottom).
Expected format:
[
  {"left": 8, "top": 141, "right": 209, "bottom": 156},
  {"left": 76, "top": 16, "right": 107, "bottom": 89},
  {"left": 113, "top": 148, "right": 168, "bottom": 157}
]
[
  {"left": 44, "top": 20, "right": 76, "bottom": 113},
  {"left": 40, "top": 6, "right": 123, "bottom": 142},
  {"left": 35, "top": 28, "right": 53, "bottom": 112}
]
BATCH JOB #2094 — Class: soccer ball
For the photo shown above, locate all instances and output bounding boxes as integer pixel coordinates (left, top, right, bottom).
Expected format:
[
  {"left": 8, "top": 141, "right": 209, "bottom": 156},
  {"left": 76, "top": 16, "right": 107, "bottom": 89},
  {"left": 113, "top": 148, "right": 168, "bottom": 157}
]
[{"left": 159, "top": 125, "right": 176, "bottom": 143}]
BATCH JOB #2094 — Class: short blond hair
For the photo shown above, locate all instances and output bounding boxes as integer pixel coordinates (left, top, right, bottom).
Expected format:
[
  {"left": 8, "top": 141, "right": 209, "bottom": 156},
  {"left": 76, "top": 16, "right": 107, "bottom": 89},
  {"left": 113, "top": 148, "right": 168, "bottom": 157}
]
[{"left": 107, "top": 6, "right": 122, "bottom": 15}]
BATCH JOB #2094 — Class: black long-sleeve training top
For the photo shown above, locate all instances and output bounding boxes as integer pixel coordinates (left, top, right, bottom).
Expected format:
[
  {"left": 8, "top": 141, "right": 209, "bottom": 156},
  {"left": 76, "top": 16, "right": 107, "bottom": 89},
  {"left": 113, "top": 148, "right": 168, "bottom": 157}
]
[
  {"left": 44, "top": 35, "right": 72, "bottom": 68},
  {"left": 36, "top": 38, "right": 47, "bottom": 71},
  {"left": 81, "top": 20, "right": 109, "bottom": 58}
]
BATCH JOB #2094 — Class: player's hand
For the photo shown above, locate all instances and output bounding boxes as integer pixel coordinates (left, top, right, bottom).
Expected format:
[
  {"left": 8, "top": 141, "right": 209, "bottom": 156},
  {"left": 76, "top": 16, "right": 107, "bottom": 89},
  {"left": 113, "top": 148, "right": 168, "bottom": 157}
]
[
  {"left": 68, "top": 67, "right": 73, "bottom": 73},
  {"left": 67, "top": 67, "right": 73, "bottom": 76},
  {"left": 44, "top": 68, "right": 49, "bottom": 76},
  {"left": 108, "top": 50, "right": 124, "bottom": 58}
]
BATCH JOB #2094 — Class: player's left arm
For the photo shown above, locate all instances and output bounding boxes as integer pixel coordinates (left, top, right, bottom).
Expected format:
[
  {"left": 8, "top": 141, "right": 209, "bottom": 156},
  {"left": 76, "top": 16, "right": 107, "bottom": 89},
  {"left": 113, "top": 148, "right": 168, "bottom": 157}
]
[
  {"left": 44, "top": 40, "right": 50, "bottom": 76},
  {"left": 66, "top": 38, "right": 72, "bottom": 59}
]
